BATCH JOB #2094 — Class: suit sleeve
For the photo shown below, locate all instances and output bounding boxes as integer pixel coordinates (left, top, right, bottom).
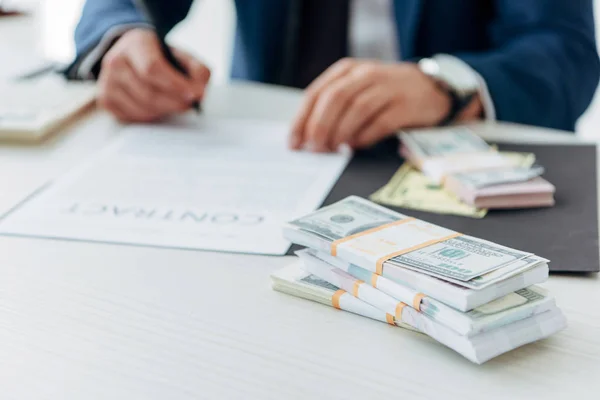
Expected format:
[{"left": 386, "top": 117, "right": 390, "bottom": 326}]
[
  {"left": 68, "top": 0, "right": 193, "bottom": 78},
  {"left": 454, "top": 0, "right": 600, "bottom": 131}
]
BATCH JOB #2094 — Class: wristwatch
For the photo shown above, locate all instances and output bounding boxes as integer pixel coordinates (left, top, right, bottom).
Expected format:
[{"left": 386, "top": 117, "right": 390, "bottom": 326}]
[{"left": 418, "top": 55, "right": 480, "bottom": 125}]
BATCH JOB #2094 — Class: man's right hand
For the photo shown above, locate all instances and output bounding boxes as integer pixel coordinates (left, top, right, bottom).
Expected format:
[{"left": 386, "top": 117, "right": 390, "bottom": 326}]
[{"left": 97, "top": 28, "right": 211, "bottom": 123}]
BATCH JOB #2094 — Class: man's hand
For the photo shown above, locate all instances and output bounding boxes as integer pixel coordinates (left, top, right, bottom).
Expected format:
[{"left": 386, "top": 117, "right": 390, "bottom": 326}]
[
  {"left": 97, "top": 28, "right": 211, "bottom": 123},
  {"left": 290, "top": 58, "right": 461, "bottom": 152}
]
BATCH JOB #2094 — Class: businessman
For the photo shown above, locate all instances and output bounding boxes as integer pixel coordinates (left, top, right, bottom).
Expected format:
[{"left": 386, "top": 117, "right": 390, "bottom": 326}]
[{"left": 69, "top": 0, "right": 599, "bottom": 152}]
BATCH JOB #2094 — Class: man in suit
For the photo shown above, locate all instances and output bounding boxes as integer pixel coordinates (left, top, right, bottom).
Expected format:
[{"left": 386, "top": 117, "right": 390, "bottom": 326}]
[{"left": 69, "top": 0, "right": 599, "bottom": 152}]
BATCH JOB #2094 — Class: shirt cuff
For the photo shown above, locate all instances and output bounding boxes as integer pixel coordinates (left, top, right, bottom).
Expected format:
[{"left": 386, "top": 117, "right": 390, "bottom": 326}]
[
  {"left": 431, "top": 54, "right": 496, "bottom": 122},
  {"left": 77, "top": 23, "right": 153, "bottom": 80}
]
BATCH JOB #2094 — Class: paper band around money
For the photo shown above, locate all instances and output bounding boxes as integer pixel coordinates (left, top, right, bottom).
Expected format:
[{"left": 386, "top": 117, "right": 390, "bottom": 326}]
[
  {"left": 375, "top": 232, "right": 461, "bottom": 275},
  {"left": 371, "top": 273, "right": 379, "bottom": 288},
  {"left": 412, "top": 293, "right": 426, "bottom": 312},
  {"left": 385, "top": 313, "right": 395, "bottom": 326},
  {"left": 330, "top": 218, "right": 463, "bottom": 276},
  {"left": 330, "top": 218, "right": 416, "bottom": 257},
  {"left": 395, "top": 302, "right": 407, "bottom": 320},
  {"left": 352, "top": 280, "right": 364, "bottom": 297},
  {"left": 332, "top": 290, "right": 345, "bottom": 309}
]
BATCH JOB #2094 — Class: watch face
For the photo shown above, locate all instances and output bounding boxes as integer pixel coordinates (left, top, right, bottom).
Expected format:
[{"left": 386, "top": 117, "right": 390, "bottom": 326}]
[
  {"left": 419, "top": 58, "right": 441, "bottom": 77},
  {"left": 434, "top": 55, "right": 480, "bottom": 97}
]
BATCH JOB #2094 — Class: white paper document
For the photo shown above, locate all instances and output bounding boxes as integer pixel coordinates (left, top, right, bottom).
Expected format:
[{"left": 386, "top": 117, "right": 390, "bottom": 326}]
[{"left": 0, "top": 119, "right": 350, "bottom": 255}]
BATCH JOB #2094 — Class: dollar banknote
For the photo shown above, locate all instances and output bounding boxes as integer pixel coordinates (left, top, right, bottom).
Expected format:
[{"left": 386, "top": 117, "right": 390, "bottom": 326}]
[
  {"left": 287, "top": 196, "right": 406, "bottom": 242},
  {"left": 452, "top": 165, "right": 544, "bottom": 189},
  {"left": 386, "top": 235, "right": 530, "bottom": 282},
  {"left": 464, "top": 256, "right": 545, "bottom": 289},
  {"left": 399, "top": 127, "right": 491, "bottom": 158},
  {"left": 370, "top": 163, "right": 488, "bottom": 218},
  {"left": 400, "top": 129, "right": 540, "bottom": 185},
  {"left": 370, "top": 151, "right": 536, "bottom": 218},
  {"left": 299, "top": 249, "right": 555, "bottom": 337},
  {"left": 285, "top": 196, "right": 533, "bottom": 284},
  {"left": 271, "top": 261, "right": 566, "bottom": 365},
  {"left": 270, "top": 261, "right": 417, "bottom": 331}
]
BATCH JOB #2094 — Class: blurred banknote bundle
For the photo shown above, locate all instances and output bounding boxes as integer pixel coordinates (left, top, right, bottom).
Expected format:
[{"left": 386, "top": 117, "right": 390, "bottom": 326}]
[{"left": 393, "top": 127, "right": 555, "bottom": 214}]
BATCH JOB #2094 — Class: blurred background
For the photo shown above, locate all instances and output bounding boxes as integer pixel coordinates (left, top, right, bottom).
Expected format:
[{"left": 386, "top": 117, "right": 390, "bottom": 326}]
[{"left": 2, "top": 0, "right": 599, "bottom": 139}]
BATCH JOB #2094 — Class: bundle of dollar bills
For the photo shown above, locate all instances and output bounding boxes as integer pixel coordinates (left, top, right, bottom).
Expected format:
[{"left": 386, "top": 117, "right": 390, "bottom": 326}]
[
  {"left": 398, "top": 127, "right": 555, "bottom": 209},
  {"left": 272, "top": 196, "right": 566, "bottom": 364},
  {"left": 370, "top": 151, "right": 537, "bottom": 218}
]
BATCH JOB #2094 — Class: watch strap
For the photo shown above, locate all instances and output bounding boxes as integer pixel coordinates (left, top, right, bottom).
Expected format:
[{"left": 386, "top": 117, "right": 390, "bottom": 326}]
[{"left": 438, "top": 88, "right": 475, "bottom": 126}]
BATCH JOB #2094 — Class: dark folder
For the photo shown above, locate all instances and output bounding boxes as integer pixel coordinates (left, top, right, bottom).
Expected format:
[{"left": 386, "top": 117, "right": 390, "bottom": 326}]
[{"left": 315, "top": 139, "right": 599, "bottom": 273}]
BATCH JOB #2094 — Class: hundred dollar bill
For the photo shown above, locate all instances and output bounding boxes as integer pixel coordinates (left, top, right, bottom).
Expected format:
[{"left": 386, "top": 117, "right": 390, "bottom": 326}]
[
  {"left": 465, "top": 256, "right": 545, "bottom": 289},
  {"left": 370, "top": 152, "right": 536, "bottom": 218},
  {"left": 308, "top": 246, "right": 548, "bottom": 311},
  {"left": 386, "top": 235, "right": 531, "bottom": 282},
  {"left": 400, "top": 129, "right": 514, "bottom": 183},
  {"left": 270, "top": 261, "right": 416, "bottom": 331},
  {"left": 442, "top": 150, "right": 554, "bottom": 209},
  {"left": 299, "top": 249, "right": 556, "bottom": 337},
  {"left": 446, "top": 152, "right": 538, "bottom": 189},
  {"left": 284, "top": 196, "right": 532, "bottom": 284},
  {"left": 284, "top": 196, "right": 408, "bottom": 251},
  {"left": 370, "top": 163, "right": 488, "bottom": 218},
  {"left": 451, "top": 165, "right": 544, "bottom": 189},
  {"left": 271, "top": 262, "right": 567, "bottom": 364},
  {"left": 399, "top": 127, "right": 491, "bottom": 159}
]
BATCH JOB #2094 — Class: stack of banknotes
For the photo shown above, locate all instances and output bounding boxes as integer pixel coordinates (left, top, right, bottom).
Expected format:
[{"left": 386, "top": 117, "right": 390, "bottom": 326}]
[
  {"left": 399, "top": 128, "right": 556, "bottom": 209},
  {"left": 370, "top": 151, "right": 537, "bottom": 218},
  {"left": 272, "top": 196, "right": 566, "bottom": 364}
]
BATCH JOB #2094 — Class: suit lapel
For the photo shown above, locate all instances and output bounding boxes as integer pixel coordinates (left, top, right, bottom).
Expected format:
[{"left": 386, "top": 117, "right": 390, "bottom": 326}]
[{"left": 393, "top": 0, "right": 424, "bottom": 59}]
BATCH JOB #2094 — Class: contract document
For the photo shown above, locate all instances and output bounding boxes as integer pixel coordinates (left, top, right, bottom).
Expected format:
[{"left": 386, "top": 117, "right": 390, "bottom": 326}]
[{"left": 0, "top": 119, "right": 350, "bottom": 255}]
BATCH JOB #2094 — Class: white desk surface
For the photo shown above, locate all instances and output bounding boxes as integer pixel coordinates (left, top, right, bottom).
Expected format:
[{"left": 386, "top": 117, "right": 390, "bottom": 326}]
[
  {"left": 1, "top": 18, "right": 600, "bottom": 397},
  {"left": 1, "top": 81, "right": 598, "bottom": 399}
]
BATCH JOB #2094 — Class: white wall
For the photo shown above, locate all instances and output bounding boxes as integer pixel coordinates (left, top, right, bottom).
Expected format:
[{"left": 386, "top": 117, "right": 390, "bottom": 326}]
[
  {"left": 39, "top": 0, "right": 236, "bottom": 84},
  {"left": 35, "top": 0, "right": 600, "bottom": 138},
  {"left": 167, "top": 0, "right": 235, "bottom": 83}
]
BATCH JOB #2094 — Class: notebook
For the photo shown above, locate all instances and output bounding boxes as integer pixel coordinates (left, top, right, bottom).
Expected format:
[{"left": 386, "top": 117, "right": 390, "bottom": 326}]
[{"left": 0, "top": 77, "right": 96, "bottom": 142}]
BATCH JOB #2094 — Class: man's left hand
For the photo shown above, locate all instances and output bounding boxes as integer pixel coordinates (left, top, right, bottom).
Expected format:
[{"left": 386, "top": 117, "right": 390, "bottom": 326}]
[{"left": 289, "top": 58, "right": 453, "bottom": 152}]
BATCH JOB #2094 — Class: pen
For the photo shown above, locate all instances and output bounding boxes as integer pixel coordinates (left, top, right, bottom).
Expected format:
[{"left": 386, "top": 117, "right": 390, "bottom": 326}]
[
  {"left": 15, "top": 62, "right": 58, "bottom": 81},
  {"left": 135, "top": 0, "right": 201, "bottom": 113}
]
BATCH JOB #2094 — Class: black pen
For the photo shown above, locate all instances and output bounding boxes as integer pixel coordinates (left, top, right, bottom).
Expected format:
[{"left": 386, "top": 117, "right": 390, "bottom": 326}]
[
  {"left": 135, "top": 0, "right": 201, "bottom": 113},
  {"left": 15, "top": 62, "right": 59, "bottom": 81}
]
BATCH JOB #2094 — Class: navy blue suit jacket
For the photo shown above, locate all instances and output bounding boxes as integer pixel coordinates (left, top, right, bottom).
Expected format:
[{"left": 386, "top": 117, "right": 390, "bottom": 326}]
[{"left": 73, "top": 0, "right": 600, "bottom": 131}]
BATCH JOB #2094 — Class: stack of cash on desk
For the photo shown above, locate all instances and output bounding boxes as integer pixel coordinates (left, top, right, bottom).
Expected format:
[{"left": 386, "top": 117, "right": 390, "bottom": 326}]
[
  {"left": 399, "top": 128, "right": 555, "bottom": 209},
  {"left": 272, "top": 196, "right": 566, "bottom": 364}
]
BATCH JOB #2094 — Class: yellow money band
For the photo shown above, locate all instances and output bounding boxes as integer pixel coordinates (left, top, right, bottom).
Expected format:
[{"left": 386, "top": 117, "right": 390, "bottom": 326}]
[
  {"left": 332, "top": 290, "right": 345, "bottom": 309},
  {"left": 413, "top": 293, "right": 426, "bottom": 312},
  {"left": 371, "top": 273, "right": 379, "bottom": 288},
  {"left": 330, "top": 218, "right": 416, "bottom": 257},
  {"left": 385, "top": 313, "right": 395, "bottom": 326},
  {"left": 352, "top": 280, "right": 364, "bottom": 297},
  {"left": 395, "top": 302, "right": 407, "bottom": 321},
  {"left": 375, "top": 232, "right": 463, "bottom": 275}
]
